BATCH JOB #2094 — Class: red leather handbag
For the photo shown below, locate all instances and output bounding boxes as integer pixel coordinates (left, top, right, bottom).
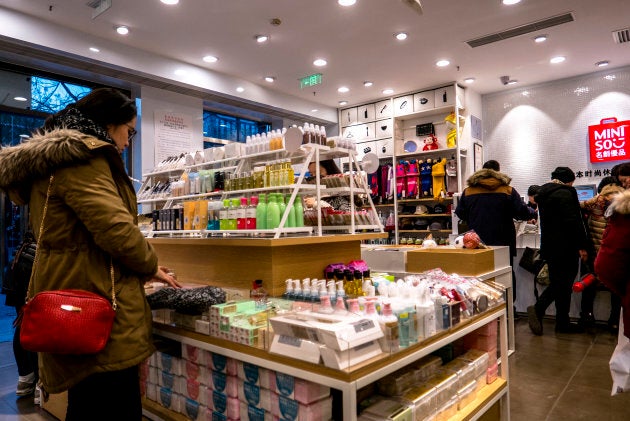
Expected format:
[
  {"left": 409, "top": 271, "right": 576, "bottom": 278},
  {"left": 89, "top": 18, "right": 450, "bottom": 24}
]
[{"left": 19, "top": 174, "right": 117, "bottom": 355}]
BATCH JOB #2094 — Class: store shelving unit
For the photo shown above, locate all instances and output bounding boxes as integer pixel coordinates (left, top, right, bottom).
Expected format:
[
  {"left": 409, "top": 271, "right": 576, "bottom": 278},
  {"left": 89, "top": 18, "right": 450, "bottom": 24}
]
[
  {"left": 138, "top": 143, "right": 384, "bottom": 239},
  {"left": 146, "top": 305, "right": 509, "bottom": 421}
]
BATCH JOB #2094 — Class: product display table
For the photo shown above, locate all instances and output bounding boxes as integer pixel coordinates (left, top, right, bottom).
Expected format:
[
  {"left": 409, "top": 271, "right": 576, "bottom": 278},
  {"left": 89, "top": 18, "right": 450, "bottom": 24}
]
[
  {"left": 146, "top": 305, "right": 509, "bottom": 421},
  {"left": 148, "top": 233, "right": 386, "bottom": 297}
]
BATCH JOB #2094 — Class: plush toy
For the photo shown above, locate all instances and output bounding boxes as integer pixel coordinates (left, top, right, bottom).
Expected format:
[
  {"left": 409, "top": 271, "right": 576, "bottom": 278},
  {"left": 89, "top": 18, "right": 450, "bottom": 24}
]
[
  {"left": 423, "top": 134, "right": 439, "bottom": 151},
  {"left": 432, "top": 157, "right": 447, "bottom": 199},
  {"left": 420, "top": 159, "right": 433, "bottom": 197},
  {"left": 406, "top": 159, "right": 419, "bottom": 198},
  {"left": 463, "top": 231, "right": 482, "bottom": 249},
  {"left": 422, "top": 234, "right": 438, "bottom": 248},
  {"left": 453, "top": 235, "right": 465, "bottom": 248}
]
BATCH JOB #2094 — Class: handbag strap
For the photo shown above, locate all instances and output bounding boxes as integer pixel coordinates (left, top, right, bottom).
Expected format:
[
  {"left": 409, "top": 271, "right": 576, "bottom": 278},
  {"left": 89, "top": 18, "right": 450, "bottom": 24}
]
[{"left": 26, "top": 174, "right": 117, "bottom": 311}]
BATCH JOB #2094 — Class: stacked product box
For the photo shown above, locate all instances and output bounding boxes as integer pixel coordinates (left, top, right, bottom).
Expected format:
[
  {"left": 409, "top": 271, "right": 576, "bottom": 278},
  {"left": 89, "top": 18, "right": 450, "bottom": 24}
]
[
  {"left": 463, "top": 319, "right": 499, "bottom": 383},
  {"left": 362, "top": 348, "right": 491, "bottom": 420},
  {"left": 210, "top": 301, "right": 268, "bottom": 348}
]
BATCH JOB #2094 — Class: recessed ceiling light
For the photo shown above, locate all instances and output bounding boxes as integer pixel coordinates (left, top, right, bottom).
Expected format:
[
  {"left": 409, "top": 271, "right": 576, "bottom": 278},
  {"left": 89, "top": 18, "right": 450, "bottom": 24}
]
[
  {"left": 550, "top": 56, "right": 566, "bottom": 64},
  {"left": 502, "top": 0, "right": 521, "bottom": 5},
  {"left": 264, "top": 76, "right": 275, "bottom": 83},
  {"left": 506, "top": 80, "right": 518, "bottom": 85},
  {"left": 313, "top": 58, "right": 327, "bottom": 67},
  {"left": 464, "top": 77, "right": 475, "bottom": 83},
  {"left": 13, "top": 96, "right": 27, "bottom": 102},
  {"left": 236, "top": 86, "right": 245, "bottom": 93},
  {"left": 364, "top": 81, "right": 373, "bottom": 87},
  {"left": 311, "top": 109, "right": 318, "bottom": 113},
  {"left": 382, "top": 88, "right": 394, "bottom": 95},
  {"left": 533, "top": 34, "right": 547, "bottom": 43},
  {"left": 339, "top": 101, "right": 348, "bottom": 106},
  {"left": 595, "top": 60, "right": 610, "bottom": 67},
  {"left": 338, "top": 86, "right": 350, "bottom": 93},
  {"left": 89, "top": 47, "right": 100, "bottom": 53},
  {"left": 436, "top": 59, "right": 450, "bottom": 67},
  {"left": 338, "top": 0, "right": 356, "bottom": 6},
  {"left": 115, "top": 25, "right": 129, "bottom": 35},
  {"left": 395, "top": 32, "right": 408, "bottom": 41},
  {"left": 202, "top": 55, "right": 218, "bottom": 63},
  {"left": 255, "top": 35, "right": 269, "bottom": 43},
  {"left": 160, "top": 0, "right": 179, "bottom": 4}
]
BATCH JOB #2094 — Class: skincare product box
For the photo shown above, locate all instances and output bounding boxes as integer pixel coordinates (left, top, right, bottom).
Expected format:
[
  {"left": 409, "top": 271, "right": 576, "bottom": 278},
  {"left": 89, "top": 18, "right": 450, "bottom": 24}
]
[
  {"left": 236, "top": 362, "right": 273, "bottom": 389},
  {"left": 269, "top": 394, "right": 333, "bottom": 421},
  {"left": 270, "top": 372, "right": 330, "bottom": 404},
  {"left": 237, "top": 380, "right": 272, "bottom": 412},
  {"left": 361, "top": 397, "right": 414, "bottom": 421}
]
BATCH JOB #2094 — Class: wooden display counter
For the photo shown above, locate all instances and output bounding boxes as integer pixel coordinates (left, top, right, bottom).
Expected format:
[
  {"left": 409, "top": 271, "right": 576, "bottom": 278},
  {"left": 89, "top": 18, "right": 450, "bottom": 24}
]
[{"left": 149, "top": 233, "right": 386, "bottom": 297}]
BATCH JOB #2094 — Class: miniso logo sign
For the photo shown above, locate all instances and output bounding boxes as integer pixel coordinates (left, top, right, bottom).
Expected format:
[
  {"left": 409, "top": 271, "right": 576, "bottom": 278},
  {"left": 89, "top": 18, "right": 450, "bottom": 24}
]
[{"left": 588, "top": 117, "right": 630, "bottom": 163}]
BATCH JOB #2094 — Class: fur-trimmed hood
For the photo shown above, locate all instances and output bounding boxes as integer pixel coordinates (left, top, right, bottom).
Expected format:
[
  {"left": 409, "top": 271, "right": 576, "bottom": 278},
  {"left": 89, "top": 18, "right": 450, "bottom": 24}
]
[
  {"left": 608, "top": 189, "right": 630, "bottom": 216},
  {"left": 466, "top": 168, "right": 511, "bottom": 190},
  {"left": 0, "top": 128, "right": 122, "bottom": 203}
]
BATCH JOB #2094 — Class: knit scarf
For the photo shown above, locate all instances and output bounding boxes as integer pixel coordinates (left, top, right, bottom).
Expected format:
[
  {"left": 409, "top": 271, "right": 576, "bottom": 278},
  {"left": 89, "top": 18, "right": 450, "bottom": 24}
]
[{"left": 49, "top": 107, "right": 116, "bottom": 147}]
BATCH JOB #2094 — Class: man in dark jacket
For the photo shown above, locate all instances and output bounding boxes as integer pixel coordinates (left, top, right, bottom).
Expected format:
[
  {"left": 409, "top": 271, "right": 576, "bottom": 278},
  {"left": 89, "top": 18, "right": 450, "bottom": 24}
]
[
  {"left": 527, "top": 167, "right": 589, "bottom": 335},
  {"left": 455, "top": 167, "right": 537, "bottom": 299}
]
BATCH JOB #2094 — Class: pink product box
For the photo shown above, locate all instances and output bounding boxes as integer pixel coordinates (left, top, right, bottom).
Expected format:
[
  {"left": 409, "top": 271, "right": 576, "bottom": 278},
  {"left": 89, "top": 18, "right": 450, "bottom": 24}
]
[
  {"left": 270, "top": 372, "right": 331, "bottom": 404},
  {"left": 146, "top": 382, "right": 158, "bottom": 402},
  {"left": 182, "top": 344, "right": 207, "bottom": 365},
  {"left": 237, "top": 380, "right": 272, "bottom": 412},
  {"left": 486, "top": 362, "right": 499, "bottom": 384},
  {"left": 207, "top": 390, "right": 240, "bottom": 419},
  {"left": 206, "top": 352, "right": 238, "bottom": 376},
  {"left": 157, "top": 352, "right": 183, "bottom": 375},
  {"left": 238, "top": 402, "right": 274, "bottom": 421},
  {"left": 148, "top": 367, "right": 159, "bottom": 385},
  {"left": 463, "top": 334, "right": 497, "bottom": 353},
  {"left": 185, "top": 379, "right": 208, "bottom": 406},
  {"left": 208, "top": 371, "right": 238, "bottom": 398},
  {"left": 183, "top": 397, "right": 205, "bottom": 421},
  {"left": 476, "top": 320, "right": 497, "bottom": 336},
  {"left": 237, "top": 362, "right": 273, "bottom": 389},
  {"left": 269, "top": 393, "right": 333, "bottom": 421}
]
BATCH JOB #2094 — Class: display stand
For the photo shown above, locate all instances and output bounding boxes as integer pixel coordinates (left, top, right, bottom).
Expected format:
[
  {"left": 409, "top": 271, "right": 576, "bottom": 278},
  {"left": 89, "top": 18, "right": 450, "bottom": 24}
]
[{"left": 146, "top": 305, "right": 509, "bottom": 421}]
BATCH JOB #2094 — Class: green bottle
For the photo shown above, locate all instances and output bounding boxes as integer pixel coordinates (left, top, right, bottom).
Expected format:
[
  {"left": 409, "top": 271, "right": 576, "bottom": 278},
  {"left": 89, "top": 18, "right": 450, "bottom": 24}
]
[
  {"left": 278, "top": 194, "right": 287, "bottom": 227},
  {"left": 256, "top": 194, "right": 267, "bottom": 230},
  {"left": 287, "top": 196, "right": 296, "bottom": 228},
  {"left": 294, "top": 195, "right": 304, "bottom": 227},
  {"left": 266, "top": 193, "right": 280, "bottom": 229}
]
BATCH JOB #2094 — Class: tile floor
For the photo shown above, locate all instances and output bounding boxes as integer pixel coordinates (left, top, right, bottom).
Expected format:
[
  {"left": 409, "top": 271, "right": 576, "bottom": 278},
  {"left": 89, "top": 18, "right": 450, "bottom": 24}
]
[{"left": 0, "top": 309, "right": 629, "bottom": 420}]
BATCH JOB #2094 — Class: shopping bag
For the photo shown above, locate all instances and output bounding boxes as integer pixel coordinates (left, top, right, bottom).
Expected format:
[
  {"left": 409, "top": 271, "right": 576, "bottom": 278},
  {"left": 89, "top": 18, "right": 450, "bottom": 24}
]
[
  {"left": 519, "top": 247, "right": 545, "bottom": 275},
  {"left": 610, "top": 310, "right": 630, "bottom": 396}
]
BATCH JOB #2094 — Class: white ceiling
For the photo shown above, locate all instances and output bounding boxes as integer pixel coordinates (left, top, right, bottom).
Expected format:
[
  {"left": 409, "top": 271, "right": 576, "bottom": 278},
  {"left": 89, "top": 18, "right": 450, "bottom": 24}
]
[{"left": 1, "top": 0, "right": 630, "bottom": 109}]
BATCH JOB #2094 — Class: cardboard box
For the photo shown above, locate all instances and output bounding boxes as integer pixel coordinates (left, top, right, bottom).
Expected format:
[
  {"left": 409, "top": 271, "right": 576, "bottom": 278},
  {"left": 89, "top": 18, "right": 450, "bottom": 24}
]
[{"left": 406, "top": 248, "right": 495, "bottom": 276}]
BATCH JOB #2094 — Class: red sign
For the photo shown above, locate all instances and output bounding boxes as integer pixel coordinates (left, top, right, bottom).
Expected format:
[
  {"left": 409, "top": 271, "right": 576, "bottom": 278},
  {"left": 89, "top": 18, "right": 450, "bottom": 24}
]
[{"left": 588, "top": 117, "right": 630, "bottom": 163}]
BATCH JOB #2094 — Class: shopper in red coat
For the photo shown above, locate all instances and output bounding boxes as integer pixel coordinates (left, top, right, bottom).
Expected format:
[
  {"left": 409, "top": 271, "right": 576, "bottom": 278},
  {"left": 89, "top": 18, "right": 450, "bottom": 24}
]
[{"left": 595, "top": 189, "right": 630, "bottom": 339}]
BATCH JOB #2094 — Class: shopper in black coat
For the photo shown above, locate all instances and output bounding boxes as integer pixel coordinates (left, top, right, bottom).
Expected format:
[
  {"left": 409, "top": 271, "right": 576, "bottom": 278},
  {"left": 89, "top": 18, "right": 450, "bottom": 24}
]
[
  {"left": 527, "top": 167, "right": 589, "bottom": 335},
  {"left": 455, "top": 167, "right": 536, "bottom": 300}
]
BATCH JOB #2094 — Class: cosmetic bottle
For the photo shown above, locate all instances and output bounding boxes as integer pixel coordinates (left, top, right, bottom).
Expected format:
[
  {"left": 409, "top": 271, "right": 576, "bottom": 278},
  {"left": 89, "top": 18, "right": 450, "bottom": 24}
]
[
  {"left": 250, "top": 280, "right": 268, "bottom": 311},
  {"left": 344, "top": 270, "right": 355, "bottom": 297},
  {"left": 266, "top": 193, "right": 280, "bottom": 229},
  {"left": 229, "top": 199, "right": 240, "bottom": 230},
  {"left": 418, "top": 288, "right": 436, "bottom": 339},
  {"left": 346, "top": 298, "right": 360, "bottom": 315},
  {"left": 219, "top": 199, "right": 229, "bottom": 230},
  {"left": 278, "top": 194, "right": 286, "bottom": 226},
  {"left": 320, "top": 125, "right": 327, "bottom": 146},
  {"left": 293, "top": 279, "right": 303, "bottom": 302},
  {"left": 294, "top": 195, "right": 304, "bottom": 227},
  {"left": 310, "top": 279, "right": 320, "bottom": 303},
  {"left": 362, "top": 270, "right": 373, "bottom": 293},
  {"left": 282, "top": 279, "right": 294, "bottom": 300},
  {"left": 256, "top": 194, "right": 267, "bottom": 230},
  {"left": 237, "top": 197, "right": 248, "bottom": 230},
  {"left": 354, "top": 270, "right": 364, "bottom": 296},
  {"left": 302, "top": 122, "right": 310, "bottom": 145},
  {"left": 327, "top": 279, "right": 337, "bottom": 306},
  {"left": 287, "top": 195, "right": 296, "bottom": 228},
  {"left": 247, "top": 196, "right": 257, "bottom": 230},
  {"left": 336, "top": 280, "right": 346, "bottom": 307},
  {"left": 318, "top": 295, "right": 334, "bottom": 314},
  {"left": 313, "top": 124, "right": 321, "bottom": 144},
  {"left": 397, "top": 309, "right": 410, "bottom": 348},
  {"left": 301, "top": 278, "right": 311, "bottom": 302},
  {"left": 379, "top": 302, "right": 400, "bottom": 353},
  {"left": 334, "top": 295, "right": 347, "bottom": 314}
]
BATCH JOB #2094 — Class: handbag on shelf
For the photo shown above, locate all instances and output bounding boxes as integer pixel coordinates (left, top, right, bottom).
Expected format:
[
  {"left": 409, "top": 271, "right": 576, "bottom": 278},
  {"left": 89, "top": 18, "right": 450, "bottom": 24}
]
[{"left": 19, "top": 174, "right": 117, "bottom": 355}]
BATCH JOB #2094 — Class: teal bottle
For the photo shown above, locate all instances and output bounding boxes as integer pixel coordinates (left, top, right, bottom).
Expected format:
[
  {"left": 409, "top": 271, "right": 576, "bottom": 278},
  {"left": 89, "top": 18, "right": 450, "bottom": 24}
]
[
  {"left": 266, "top": 193, "right": 280, "bottom": 229},
  {"left": 294, "top": 195, "right": 304, "bottom": 227},
  {"left": 256, "top": 194, "right": 267, "bottom": 230}
]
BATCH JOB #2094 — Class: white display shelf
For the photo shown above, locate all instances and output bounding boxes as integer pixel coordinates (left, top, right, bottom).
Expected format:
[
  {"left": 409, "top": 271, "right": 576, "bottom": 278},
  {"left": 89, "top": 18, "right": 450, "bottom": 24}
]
[
  {"left": 144, "top": 226, "right": 314, "bottom": 238},
  {"left": 151, "top": 305, "right": 509, "bottom": 421}
]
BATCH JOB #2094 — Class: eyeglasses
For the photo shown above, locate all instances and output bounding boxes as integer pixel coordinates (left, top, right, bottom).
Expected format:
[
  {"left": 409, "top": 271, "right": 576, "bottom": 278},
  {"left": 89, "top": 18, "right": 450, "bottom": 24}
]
[{"left": 126, "top": 124, "right": 137, "bottom": 141}]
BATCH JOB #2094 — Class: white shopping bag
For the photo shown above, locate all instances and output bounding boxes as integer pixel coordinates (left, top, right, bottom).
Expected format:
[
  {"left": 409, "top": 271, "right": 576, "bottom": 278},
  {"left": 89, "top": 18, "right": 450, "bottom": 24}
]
[{"left": 610, "top": 309, "right": 630, "bottom": 396}]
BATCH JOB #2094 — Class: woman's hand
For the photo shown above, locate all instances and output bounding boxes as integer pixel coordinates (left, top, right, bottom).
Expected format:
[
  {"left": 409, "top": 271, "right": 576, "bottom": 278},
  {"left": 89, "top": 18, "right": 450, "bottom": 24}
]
[{"left": 152, "top": 265, "right": 182, "bottom": 288}]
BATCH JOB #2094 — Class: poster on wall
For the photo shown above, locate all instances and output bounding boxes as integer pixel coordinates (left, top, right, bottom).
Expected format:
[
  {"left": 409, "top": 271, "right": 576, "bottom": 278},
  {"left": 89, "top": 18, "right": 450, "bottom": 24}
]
[
  {"left": 154, "top": 111, "right": 193, "bottom": 164},
  {"left": 588, "top": 117, "right": 629, "bottom": 163}
]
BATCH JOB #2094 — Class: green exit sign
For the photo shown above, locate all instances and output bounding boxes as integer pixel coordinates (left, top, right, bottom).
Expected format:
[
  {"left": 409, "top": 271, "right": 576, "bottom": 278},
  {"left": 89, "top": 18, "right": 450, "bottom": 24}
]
[{"left": 299, "top": 73, "right": 322, "bottom": 89}]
